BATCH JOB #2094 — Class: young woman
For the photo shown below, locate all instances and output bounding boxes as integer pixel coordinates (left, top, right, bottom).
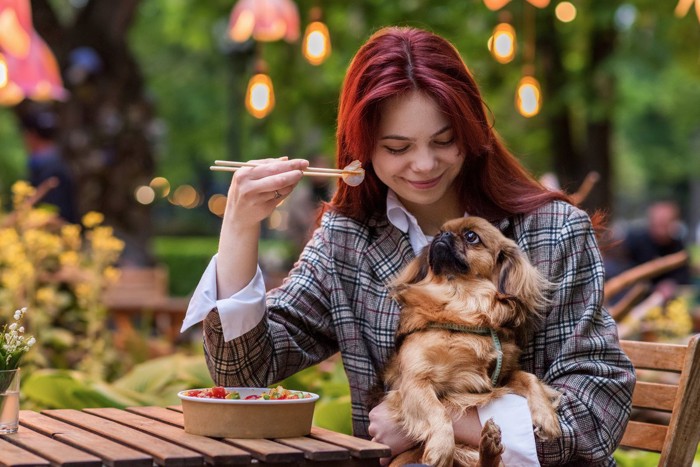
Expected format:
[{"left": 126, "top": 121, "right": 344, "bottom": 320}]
[{"left": 182, "top": 26, "right": 634, "bottom": 465}]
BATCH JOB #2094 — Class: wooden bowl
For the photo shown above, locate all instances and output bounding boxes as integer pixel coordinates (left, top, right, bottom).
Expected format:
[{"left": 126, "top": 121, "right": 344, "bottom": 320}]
[{"left": 177, "top": 387, "right": 319, "bottom": 438}]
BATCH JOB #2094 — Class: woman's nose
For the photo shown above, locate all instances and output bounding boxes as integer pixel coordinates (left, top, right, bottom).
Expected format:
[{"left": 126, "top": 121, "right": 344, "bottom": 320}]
[{"left": 410, "top": 146, "right": 437, "bottom": 173}]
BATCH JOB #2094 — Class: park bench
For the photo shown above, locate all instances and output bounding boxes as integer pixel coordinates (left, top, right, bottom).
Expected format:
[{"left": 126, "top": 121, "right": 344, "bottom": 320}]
[{"left": 102, "top": 266, "right": 190, "bottom": 347}]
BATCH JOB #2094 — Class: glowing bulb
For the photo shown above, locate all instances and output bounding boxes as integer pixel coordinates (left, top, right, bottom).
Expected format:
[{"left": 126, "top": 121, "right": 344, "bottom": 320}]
[
  {"left": 245, "top": 73, "right": 275, "bottom": 119},
  {"left": 555, "top": 2, "right": 577, "bottom": 22},
  {"left": 488, "top": 23, "right": 516, "bottom": 64},
  {"left": 516, "top": 76, "right": 542, "bottom": 118},
  {"left": 302, "top": 21, "right": 331, "bottom": 65},
  {"left": 0, "top": 55, "right": 7, "bottom": 87},
  {"left": 134, "top": 186, "right": 156, "bottom": 205}
]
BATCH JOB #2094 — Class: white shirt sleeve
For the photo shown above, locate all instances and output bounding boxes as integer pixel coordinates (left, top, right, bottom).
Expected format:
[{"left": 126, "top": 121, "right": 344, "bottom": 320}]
[
  {"left": 477, "top": 394, "right": 540, "bottom": 466},
  {"left": 180, "top": 254, "right": 267, "bottom": 342}
]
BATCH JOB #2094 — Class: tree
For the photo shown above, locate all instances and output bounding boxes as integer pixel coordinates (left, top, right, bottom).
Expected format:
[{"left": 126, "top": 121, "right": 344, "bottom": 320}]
[{"left": 30, "top": 0, "right": 155, "bottom": 264}]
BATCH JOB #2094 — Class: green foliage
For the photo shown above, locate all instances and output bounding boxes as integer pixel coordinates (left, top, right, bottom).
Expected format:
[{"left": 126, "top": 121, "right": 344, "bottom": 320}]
[
  {"left": 22, "top": 354, "right": 215, "bottom": 410},
  {"left": 280, "top": 356, "right": 352, "bottom": 435}
]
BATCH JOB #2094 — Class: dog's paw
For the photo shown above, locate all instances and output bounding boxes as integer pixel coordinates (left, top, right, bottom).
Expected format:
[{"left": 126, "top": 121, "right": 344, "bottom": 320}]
[
  {"left": 422, "top": 435, "right": 455, "bottom": 467},
  {"left": 532, "top": 409, "right": 562, "bottom": 440},
  {"left": 479, "top": 418, "right": 505, "bottom": 461}
]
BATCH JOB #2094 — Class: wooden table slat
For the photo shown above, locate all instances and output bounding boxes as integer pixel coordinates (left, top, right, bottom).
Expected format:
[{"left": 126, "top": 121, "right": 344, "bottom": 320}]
[
  {"left": 0, "top": 437, "right": 51, "bottom": 467},
  {"left": 126, "top": 406, "right": 185, "bottom": 427},
  {"left": 223, "top": 438, "right": 305, "bottom": 463},
  {"left": 18, "top": 411, "right": 151, "bottom": 467},
  {"left": 309, "top": 426, "right": 392, "bottom": 459},
  {"left": 42, "top": 409, "right": 203, "bottom": 467},
  {"left": 0, "top": 425, "right": 101, "bottom": 467},
  {"left": 272, "top": 436, "right": 351, "bottom": 461},
  {"left": 85, "top": 407, "right": 251, "bottom": 465}
]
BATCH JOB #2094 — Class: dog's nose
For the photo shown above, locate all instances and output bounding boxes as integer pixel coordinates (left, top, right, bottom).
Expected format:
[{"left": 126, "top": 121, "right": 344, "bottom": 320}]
[{"left": 434, "top": 231, "right": 453, "bottom": 245}]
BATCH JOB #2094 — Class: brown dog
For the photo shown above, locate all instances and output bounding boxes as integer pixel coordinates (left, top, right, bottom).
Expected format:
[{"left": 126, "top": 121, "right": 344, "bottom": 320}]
[{"left": 381, "top": 216, "right": 561, "bottom": 467}]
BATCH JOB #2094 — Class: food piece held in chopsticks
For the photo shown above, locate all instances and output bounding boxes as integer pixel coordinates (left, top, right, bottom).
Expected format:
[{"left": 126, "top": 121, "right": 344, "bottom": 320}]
[{"left": 341, "top": 160, "right": 365, "bottom": 187}]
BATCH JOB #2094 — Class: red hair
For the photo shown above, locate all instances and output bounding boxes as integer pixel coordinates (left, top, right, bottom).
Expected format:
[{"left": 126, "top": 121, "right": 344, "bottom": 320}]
[{"left": 327, "top": 26, "right": 570, "bottom": 223}]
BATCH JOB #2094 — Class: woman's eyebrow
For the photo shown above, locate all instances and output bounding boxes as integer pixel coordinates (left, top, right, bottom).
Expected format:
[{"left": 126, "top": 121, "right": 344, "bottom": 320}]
[{"left": 379, "top": 125, "right": 452, "bottom": 141}]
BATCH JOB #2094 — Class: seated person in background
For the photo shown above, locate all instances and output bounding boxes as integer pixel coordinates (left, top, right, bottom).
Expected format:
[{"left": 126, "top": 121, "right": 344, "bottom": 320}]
[
  {"left": 623, "top": 201, "right": 691, "bottom": 299},
  {"left": 20, "top": 109, "right": 79, "bottom": 224}
]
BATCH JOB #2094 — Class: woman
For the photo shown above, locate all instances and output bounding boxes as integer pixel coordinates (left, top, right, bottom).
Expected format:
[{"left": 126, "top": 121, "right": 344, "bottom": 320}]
[{"left": 182, "top": 26, "right": 634, "bottom": 465}]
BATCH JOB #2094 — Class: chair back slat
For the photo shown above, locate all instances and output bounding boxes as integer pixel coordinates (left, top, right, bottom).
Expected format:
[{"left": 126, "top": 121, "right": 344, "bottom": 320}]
[
  {"left": 620, "top": 421, "right": 667, "bottom": 452},
  {"left": 631, "top": 382, "right": 677, "bottom": 412},
  {"left": 618, "top": 335, "right": 700, "bottom": 467}
]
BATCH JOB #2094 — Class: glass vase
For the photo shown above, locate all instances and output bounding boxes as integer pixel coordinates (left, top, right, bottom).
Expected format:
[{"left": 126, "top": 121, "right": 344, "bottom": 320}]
[{"left": 0, "top": 368, "right": 20, "bottom": 434}]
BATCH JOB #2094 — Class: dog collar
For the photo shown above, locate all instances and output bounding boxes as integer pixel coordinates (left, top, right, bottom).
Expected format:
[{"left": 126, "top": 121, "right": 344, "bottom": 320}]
[{"left": 426, "top": 322, "right": 503, "bottom": 385}]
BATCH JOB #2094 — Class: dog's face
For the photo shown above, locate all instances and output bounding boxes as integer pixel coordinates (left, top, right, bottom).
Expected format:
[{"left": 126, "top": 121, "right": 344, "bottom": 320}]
[
  {"left": 427, "top": 217, "right": 510, "bottom": 282},
  {"left": 390, "top": 216, "right": 550, "bottom": 332}
]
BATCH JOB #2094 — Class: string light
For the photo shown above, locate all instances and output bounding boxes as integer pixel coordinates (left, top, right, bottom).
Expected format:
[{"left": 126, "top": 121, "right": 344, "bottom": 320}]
[
  {"left": 515, "top": 75, "right": 542, "bottom": 117},
  {"left": 302, "top": 21, "right": 331, "bottom": 65},
  {"left": 245, "top": 71, "right": 275, "bottom": 119},
  {"left": 555, "top": 2, "right": 577, "bottom": 22},
  {"left": 488, "top": 23, "right": 517, "bottom": 64}
]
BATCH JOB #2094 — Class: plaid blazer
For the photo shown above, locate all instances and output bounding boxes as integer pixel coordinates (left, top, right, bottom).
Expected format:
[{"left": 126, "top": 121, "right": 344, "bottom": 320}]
[{"left": 203, "top": 200, "right": 635, "bottom": 466}]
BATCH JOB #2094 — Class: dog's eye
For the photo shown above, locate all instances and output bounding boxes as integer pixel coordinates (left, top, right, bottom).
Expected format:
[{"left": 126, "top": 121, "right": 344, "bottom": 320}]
[{"left": 464, "top": 230, "right": 481, "bottom": 244}]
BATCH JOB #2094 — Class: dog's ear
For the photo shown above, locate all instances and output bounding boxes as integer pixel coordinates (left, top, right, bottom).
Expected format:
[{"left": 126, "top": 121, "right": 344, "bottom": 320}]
[{"left": 497, "top": 241, "right": 551, "bottom": 314}]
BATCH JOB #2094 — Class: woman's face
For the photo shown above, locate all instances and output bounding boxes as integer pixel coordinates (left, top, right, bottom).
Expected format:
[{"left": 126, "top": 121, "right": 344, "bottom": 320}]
[{"left": 371, "top": 91, "right": 464, "bottom": 216}]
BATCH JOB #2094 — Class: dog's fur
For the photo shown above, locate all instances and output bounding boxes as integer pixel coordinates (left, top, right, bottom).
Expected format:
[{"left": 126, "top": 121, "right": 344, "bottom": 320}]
[{"left": 381, "top": 217, "right": 561, "bottom": 467}]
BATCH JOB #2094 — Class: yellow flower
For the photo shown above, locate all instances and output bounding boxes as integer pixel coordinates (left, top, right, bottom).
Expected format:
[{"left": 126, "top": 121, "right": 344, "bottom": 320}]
[
  {"left": 82, "top": 211, "right": 104, "bottom": 229},
  {"left": 59, "top": 251, "right": 80, "bottom": 267},
  {"left": 11, "top": 181, "right": 35, "bottom": 207}
]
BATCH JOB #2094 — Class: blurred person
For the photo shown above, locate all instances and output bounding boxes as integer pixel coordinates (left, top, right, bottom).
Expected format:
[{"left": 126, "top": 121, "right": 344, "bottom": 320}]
[
  {"left": 20, "top": 109, "right": 79, "bottom": 224},
  {"left": 623, "top": 200, "right": 691, "bottom": 299}
]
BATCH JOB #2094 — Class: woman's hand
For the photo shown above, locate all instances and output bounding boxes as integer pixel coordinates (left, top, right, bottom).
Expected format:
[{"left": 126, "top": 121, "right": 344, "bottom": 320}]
[
  {"left": 223, "top": 157, "right": 309, "bottom": 228},
  {"left": 368, "top": 401, "right": 415, "bottom": 466}
]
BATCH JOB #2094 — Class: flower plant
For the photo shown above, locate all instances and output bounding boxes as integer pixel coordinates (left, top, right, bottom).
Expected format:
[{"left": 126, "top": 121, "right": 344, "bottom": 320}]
[
  {"left": 0, "top": 180, "right": 124, "bottom": 380},
  {"left": 1, "top": 307, "right": 35, "bottom": 392}
]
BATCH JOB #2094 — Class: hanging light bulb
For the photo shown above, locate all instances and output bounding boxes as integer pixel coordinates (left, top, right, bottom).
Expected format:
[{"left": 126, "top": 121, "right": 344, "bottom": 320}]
[
  {"left": 228, "top": 0, "right": 300, "bottom": 43},
  {"left": 488, "top": 23, "right": 516, "bottom": 64},
  {"left": 515, "top": 75, "right": 542, "bottom": 117},
  {"left": 245, "top": 62, "right": 275, "bottom": 119},
  {"left": 302, "top": 8, "right": 331, "bottom": 66}
]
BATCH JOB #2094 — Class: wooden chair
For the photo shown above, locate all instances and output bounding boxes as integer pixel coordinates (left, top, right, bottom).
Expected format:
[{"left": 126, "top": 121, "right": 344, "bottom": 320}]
[{"left": 618, "top": 334, "right": 700, "bottom": 465}]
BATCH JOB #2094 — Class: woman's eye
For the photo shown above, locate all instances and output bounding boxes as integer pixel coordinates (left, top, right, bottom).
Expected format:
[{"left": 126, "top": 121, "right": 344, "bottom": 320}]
[
  {"left": 464, "top": 230, "right": 480, "bottom": 244},
  {"left": 385, "top": 146, "right": 409, "bottom": 155},
  {"left": 434, "top": 137, "right": 455, "bottom": 147}
]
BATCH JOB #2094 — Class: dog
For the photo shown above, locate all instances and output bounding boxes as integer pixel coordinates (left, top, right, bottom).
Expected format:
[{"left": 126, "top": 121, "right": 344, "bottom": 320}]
[{"left": 380, "top": 216, "right": 561, "bottom": 467}]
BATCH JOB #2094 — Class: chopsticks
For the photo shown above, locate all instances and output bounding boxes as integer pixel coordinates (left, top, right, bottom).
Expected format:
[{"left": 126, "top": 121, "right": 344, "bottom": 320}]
[{"left": 210, "top": 160, "right": 363, "bottom": 178}]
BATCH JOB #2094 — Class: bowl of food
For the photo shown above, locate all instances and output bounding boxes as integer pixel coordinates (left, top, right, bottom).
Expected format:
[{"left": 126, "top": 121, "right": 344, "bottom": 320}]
[{"left": 177, "top": 385, "right": 319, "bottom": 438}]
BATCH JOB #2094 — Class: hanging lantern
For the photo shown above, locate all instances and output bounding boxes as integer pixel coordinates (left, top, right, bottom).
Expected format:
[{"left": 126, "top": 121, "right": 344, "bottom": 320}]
[
  {"left": 515, "top": 75, "right": 542, "bottom": 117},
  {"left": 245, "top": 68, "right": 275, "bottom": 119},
  {"left": 302, "top": 21, "right": 331, "bottom": 65},
  {"left": 483, "top": 0, "right": 550, "bottom": 10},
  {"left": 0, "top": 0, "right": 67, "bottom": 105},
  {"left": 488, "top": 23, "right": 516, "bottom": 64},
  {"left": 0, "top": 0, "right": 32, "bottom": 57},
  {"left": 228, "top": 0, "right": 300, "bottom": 43}
]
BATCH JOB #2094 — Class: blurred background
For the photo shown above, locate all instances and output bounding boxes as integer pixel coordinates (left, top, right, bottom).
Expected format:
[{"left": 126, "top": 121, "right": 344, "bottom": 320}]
[{"left": 0, "top": 0, "right": 699, "bottom": 451}]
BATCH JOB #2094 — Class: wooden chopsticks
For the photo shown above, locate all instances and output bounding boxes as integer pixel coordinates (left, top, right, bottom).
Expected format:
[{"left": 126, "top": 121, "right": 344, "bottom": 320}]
[{"left": 210, "top": 160, "right": 363, "bottom": 177}]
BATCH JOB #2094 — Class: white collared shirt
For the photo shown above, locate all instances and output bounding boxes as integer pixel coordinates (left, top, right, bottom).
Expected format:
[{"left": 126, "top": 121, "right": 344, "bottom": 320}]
[{"left": 181, "top": 190, "right": 540, "bottom": 466}]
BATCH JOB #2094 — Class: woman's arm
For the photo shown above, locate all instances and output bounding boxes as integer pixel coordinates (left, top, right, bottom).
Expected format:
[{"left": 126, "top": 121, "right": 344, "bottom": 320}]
[
  {"left": 203, "top": 217, "right": 341, "bottom": 388},
  {"left": 526, "top": 205, "right": 635, "bottom": 465},
  {"left": 216, "top": 158, "right": 307, "bottom": 298}
]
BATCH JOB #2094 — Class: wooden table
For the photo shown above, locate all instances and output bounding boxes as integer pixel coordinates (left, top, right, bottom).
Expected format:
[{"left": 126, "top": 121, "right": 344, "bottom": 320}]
[{"left": 0, "top": 406, "right": 391, "bottom": 466}]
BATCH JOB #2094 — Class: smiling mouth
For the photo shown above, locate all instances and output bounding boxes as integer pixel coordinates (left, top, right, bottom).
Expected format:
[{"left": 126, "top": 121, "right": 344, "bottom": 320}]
[{"left": 407, "top": 175, "right": 442, "bottom": 190}]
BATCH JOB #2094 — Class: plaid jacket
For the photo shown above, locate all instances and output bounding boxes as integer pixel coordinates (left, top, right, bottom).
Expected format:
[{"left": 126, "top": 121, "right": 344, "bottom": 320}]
[{"left": 203, "top": 200, "right": 635, "bottom": 465}]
